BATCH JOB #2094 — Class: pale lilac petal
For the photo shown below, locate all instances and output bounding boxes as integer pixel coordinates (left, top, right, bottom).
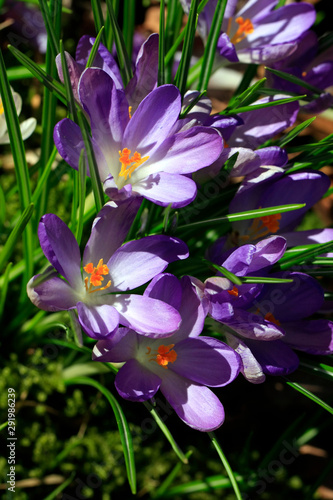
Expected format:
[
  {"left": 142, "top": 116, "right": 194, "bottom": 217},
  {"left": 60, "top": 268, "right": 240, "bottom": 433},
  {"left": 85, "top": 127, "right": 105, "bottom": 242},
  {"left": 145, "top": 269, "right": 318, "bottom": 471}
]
[
  {"left": 133, "top": 172, "right": 197, "bottom": 208},
  {"left": 108, "top": 235, "right": 188, "bottom": 290},
  {"left": 38, "top": 214, "right": 82, "bottom": 289},
  {"left": 27, "top": 273, "right": 78, "bottom": 311},
  {"left": 171, "top": 336, "right": 240, "bottom": 386},
  {"left": 82, "top": 198, "right": 142, "bottom": 266},
  {"left": 247, "top": 235, "right": 287, "bottom": 273},
  {"left": 115, "top": 359, "right": 161, "bottom": 402},
  {"left": 55, "top": 52, "right": 82, "bottom": 102},
  {"left": 226, "top": 309, "right": 284, "bottom": 340},
  {"left": 160, "top": 370, "right": 225, "bottom": 431},
  {"left": 217, "top": 32, "right": 239, "bottom": 62},
  {"left": 282, "top": 320, "right": 333, "bottom": 355},
  {"left": 112, "top": 294, "right": 182, "bottom": 337},
  {"left": 77, "top": 301, "right": 120, "bottom": 339},
  {"left": 93, "top": 328, "right": 138, "bottom": 362},
  {"left": 144, "top": 273, "right": 182, "bottom": 311},
  {"left": 54, "top": 119, "right": 86, "bottom": 171},
  {"left": 225, "top": 333, "right": 266, "bottom": 384}
]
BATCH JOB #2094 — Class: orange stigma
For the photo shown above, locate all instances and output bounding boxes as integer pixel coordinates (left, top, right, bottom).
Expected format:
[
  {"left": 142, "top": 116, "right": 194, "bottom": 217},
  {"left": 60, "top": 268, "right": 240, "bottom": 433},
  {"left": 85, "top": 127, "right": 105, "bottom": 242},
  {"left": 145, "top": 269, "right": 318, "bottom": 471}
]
[
  {"left": 146, "top": 344, "right": 177, "bottom": 369},
  {"left": 241, "top": 209, "right": 282, "bottom": 242},
  {"left": 259, "top": 213, "right": 281, "bottom": 233},
  {"left": 229, "top": 16, "right": 254, "bottom": 45},
  {"left": 128, "top": 106, "right": 132, "bottom": 119},
  {"left": 264, "top": 312, "right": 281, "bottom": 326},
  {"left": 227, "top": 286, "right": 239, "bottom": 297},
  {"left": 118, "top": 148, "right": 149, "bottom": 181},
  {"left": 84, "top": 259, "right": 111, "bottom": 293}
]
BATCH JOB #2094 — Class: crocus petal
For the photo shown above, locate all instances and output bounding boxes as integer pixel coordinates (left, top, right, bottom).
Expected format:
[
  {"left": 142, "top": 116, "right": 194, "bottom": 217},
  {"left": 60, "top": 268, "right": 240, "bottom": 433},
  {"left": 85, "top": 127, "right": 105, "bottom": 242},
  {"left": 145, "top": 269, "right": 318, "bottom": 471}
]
[
  {"left": 171, "top": 336, "right": 240, "bottom": 387},
  {"left": 93, "top": 328, "right": 138, "bottom": 362},
  {"left": 77, "top": 301, "right": 120, "bottom": 339},
  {"left": 112, "top": 294, "right": 182, "bottom": 337},
  {"left": 173, "top": 275, "right": 207, "bottom": 342},
  {"left": 160, "top": 370, "right": 225, "bottom": 431},
  {"left": 123, "top": 84, "right": 181, "bottom": 153},
  {"left": 27, "top": 273, "right": 78, "bottom": 311},
  {"left": 53, "top": 119, "right": 85, "bottom": 170},
  {"left": 108, "top": 235, "right": 188, "bottom": 291},
  {"left": 55, "top": 52, "right": 82, "bottom": 102},
  {"left": 243, "top": 338, "right": 299, "bottom": 376},
  {"left": 133, "top": 171, "right": 197, "bottom": 208},
  {"left": 19, "top": 117, "right": 37, "bottom": 141},
  {"left": 282, "top": 320, "right": 333, "bottom": 355},
  {"left": 115, "top": 359, "right": 161, "bottom": 402},
  {"left": 247, "top": 235, "right": 287, "bottom": 273},
  {"left": 225, "top": 333, "right": 266, "bottom": 384},
  {"left": 82, "top": 198, "right": 142, "bottom": 267},
  {"left": 226, "top": 309, "right": 284, "bottom": 340},
  {"left": 38, "top": 214, "right": 82, "bottom": 289},
  {"left": 217, "top": 32, "right": 239, "bottom": 62},
  {"left": 144, "top": 273, "right": 183, "bottom": 311}
]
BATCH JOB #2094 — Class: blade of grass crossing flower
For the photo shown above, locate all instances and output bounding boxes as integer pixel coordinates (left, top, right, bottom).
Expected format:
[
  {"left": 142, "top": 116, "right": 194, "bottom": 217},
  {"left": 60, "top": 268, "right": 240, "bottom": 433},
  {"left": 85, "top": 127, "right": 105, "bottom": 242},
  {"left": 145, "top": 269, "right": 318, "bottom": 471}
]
[
  {"left": 208, "top": 432, "right": 243, "bottom": 500},
  {"left": 0, "top": 49, "right": 34, "bottom": 293},
  {"left": 221, "top": 95, "right": 306, "bottom": 115},
  {"left": 174, "top": 0, "right": 199, "bottom": 97},
  {"left": 105, "top": 0, "right": 133, "bottom": 87},
  {"left": 143, "top": 401, "right": 188, "bottom": 463},
  {"left": 179, "top": 90, "right": 206, "bottom": 118},
  {"left": 203, "top": 260, "right": 243, "bottom": 285},
  {"left": 85, "top": 27, "right": 105, "bottom": 68},
  {"left": 75, "top": 150, "right": 87, "bottom": 246},
  {"left": 278, "top": 117, "right": 317, "bottom": 149},
  {"left": 226, "top": 78, "right": 267, "bottom": 111},
  {"left": 77, "top": 109, "right": 105, "bottom": 213},
  {"left": 37, "top": 0, "right": 60, "bottom": 59},
  {"left": 198, "top": 0, "right": 227, "bottom": 92},
  {"left": 59, "top": 40, "right": 78, "bottom": 122},
  {"left": 64, "top": 376, "right": 137, "bottom": 494},
  {"left": 0, "top": 203, "right": 34, "bottom": 273},
  {"left": 265, "top": 66, "right": 323, "bottom": 95},
  {"left": 123, "top": 0, "right": 136, "bottom": 63},
  {"left": 0, "top": 263, "right": 13, "bottom": 321},
  {"left": 8, "top": 46, "right": 67, "bottom": 105},
  {"left": 176, "top": 204, "right": 306, "bottom": 231},
  {"left": 158, "top": 0, "right": 166, "bottom": 86},
  {"left": 90, "top": 0, "right": 107, "bottom": 46},
  {"left": 278, "top": 240, "right": 333, "bottom": 270},
  {"left": 284, "top": 379, "right": 333, "bottom": 415}
]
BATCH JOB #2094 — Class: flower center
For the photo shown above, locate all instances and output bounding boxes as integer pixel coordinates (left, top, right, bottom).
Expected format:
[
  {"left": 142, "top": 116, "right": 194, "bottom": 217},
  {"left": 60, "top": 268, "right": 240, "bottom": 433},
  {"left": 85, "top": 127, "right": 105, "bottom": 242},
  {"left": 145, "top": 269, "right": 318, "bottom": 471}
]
[
  {"left": 228, "top": 16, "right": 254, "bottom": 45},
  {"left": 264, "top": 312, "right": 281, "bottom": 326},
  {"left": 240, "top": 210, "right": 281, "bottom": 243},
  {"left": 118, "top": 148, "right": 149, "bottom": 181},
  {"left": 0, "top": 98, "right": 4, "bottom": 115},
  {"left": 146, "top": 344, "right": 177, "bottom": 369},
  {"left": 227, "top": 286, "right": 239, "bottom": 297},
  {"left": 83, "top": 258, "right": 111, "bottom": 293}
]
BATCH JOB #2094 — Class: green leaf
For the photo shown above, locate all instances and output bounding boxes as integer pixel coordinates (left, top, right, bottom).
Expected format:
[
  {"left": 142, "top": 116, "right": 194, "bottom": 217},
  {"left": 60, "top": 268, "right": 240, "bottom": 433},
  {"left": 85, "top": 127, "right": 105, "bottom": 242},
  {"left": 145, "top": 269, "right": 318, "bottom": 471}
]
[
  {"left": 65, "top": 376, "right": 136, "bottom": 494},
  {"left": 198, "top": 0, "right": 228, "bottom": 92},
  {"left": 284, "top": 379, "right": 333, "bottom": 415},
  {"left": 265, "top": 66, "right": 323, "bottom": 95},
  {"left": 90, "top": 0, "right": 107, "bottom": 46},
  {"left": 43, "top": 472, "right": 76, "bottom": 500},
  {"left": 0, "top": 263, "right": 13, "bottom": 321},
  {"left": 123, "top": 0, "right": 136, "bottom": 62},
  {"left": 159, "top": 474, "right": 245, "bottom": 497},
  {"left": 221, "top": 94, "right": 306, "bottom": 115},
  {"left": 105, "top": 0, "right": 133, "bottom": 87},
  {"left": 277, "top": 116, "right": 317, "bottom": 149},
  {"left": 174, "top": 0, "right": 199, "bottom": 97},
  {"left": 158, "top": 0, "right": 166, "bottom": 86},
  {"left": 38, "top": 0, "right": 60, "bottom": 59},
  {"left": 32, "top": 146, "right": 58, "bottom": 205},
  {"left": 85, "top": 26, "right": 105, "bottom": 68},
  {"left": 75, "top": 150, "right": 87, "bottom": 245},
  {"left": 278, "top": 239, "right": 333, "bottom": 270},
  {"left": 225, "top": 78, "right": 267, "bottom": 111},
  {"left": 208, "top": 432, "right": 243, "bottom": 500},
  {"left": 152, "top": 450, "right": 193, "bottom": 498}
]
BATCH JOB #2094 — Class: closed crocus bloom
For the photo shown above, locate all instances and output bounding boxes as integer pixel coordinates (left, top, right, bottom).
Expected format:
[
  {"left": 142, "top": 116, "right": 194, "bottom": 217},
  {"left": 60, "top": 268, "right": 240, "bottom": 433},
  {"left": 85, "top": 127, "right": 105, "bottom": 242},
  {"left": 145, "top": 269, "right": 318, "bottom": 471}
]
[
  {"left": 0, "top": 89, "right": 36, "bottom": 144},
  {"left": 93, "top": 274, "right": 241, "bottom": 432},
  {"left": 54, "top": 69, "right": 223, "bottom": 208},
  {"left": 27, "top": 199, "right": 189, "bottom": 340}
]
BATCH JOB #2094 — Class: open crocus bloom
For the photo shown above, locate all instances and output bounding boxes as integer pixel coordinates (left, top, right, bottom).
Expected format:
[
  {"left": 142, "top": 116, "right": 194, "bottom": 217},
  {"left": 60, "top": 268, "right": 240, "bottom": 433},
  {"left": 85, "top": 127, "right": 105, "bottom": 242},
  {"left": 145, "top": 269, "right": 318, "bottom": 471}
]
[
  {"left": 0, "top": 89, "right": 36, "bottom": 144},
  {"left": 27, "top": 199, "right": 189, "bottom": 340},
  {"left": 93, "top": 273, "right": 241, "bottom": 431},
  {"left": 54, "top": 69, "right": 223, "bottom": 208}
]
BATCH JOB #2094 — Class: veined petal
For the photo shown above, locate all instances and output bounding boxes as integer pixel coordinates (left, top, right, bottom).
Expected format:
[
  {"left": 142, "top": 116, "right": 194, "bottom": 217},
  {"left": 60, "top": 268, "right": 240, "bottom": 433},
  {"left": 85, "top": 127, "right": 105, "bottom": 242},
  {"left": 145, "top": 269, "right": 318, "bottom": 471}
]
[
  {"left": 144, "top": 273, "right": 183, "bottom": 311},
  {"left": 27, "top": 273, "right": 78, "bottom": 312},
  {"left": 38, "top": 214, "right": 82, "bottom": 289},
  {"left": 115, "top": 359, "right": 161, "bottom": 402},
  {"left": 112, "top": 294, "right": 182, "bottom": 337},
  {"left": 171, "top": 336, "right": 240, "bottom": 387},
  {"left": 82, "top": 198, "right": 142, "bottom": 267},
  {"left": 77, "top": 301, "right": 119, "bottom": 339},
  {"left": 243, "top": 338, "right": 299, "bottom": 376},
  {"left": 133, "top": 172, "right": 197, "bottom": 208},
  {"left": 160, "top": 370, "right": 225, "bottom": 431},
  {"left": 108, "top": 235, "right": 189, "bottom": 290},
  {"left": 225, "top": 333, "right": 266, "bottom": 384},
  {"left": 55, "top": 51, "right": 82, "bottom": 102}
]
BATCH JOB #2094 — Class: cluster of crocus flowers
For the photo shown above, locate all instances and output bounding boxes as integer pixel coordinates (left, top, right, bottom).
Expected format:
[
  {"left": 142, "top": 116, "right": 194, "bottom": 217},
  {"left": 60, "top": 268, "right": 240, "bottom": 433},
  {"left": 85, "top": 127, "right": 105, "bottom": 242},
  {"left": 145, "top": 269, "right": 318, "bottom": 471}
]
[{"left": 26, "top": 7, "right": 333, "bottom": 431}]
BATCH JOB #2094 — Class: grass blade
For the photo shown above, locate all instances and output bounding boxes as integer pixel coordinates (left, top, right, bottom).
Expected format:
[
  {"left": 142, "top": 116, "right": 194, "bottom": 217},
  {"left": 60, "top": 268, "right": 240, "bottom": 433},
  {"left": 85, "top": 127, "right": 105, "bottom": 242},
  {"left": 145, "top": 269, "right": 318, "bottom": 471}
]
[
  {"left": 90, "top": 0, "right": 107, "bottom": 46},
  {"left": 158, "top": 0, "right": 166, "bottom": 86}
]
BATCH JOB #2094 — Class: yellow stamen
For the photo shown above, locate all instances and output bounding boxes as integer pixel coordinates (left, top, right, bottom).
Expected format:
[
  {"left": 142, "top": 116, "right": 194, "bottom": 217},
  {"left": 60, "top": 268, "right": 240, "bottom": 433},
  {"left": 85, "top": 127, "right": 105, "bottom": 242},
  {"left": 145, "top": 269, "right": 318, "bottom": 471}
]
[
  {"left": 0, "top": 98, "right": 4, "bottom": 115},
  {"left": 146, "top": 344, "right": 178, "bottom": 369},
  {"left": 128, "top": 106, "right": 132, "bottom": 119},
  {"left": 118, "top": 148, "right": 149, "bottom": 181},
  {"left": 84, "top": 259, "right": 111, "bottom": 293},
  {"left": 227, "top": 286, "right": 239, "bottom": 297}
]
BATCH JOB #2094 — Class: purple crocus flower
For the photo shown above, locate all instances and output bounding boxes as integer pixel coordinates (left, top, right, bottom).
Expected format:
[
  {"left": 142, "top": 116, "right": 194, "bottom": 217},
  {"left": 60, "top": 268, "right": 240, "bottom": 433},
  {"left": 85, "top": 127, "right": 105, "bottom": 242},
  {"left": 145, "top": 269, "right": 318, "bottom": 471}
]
[
  {"left": 180, "top": 0, "right": 316, "bottom": 64},
  {"left": 56, "top": 33, "right": 158, "bottom": 113},
  {"left": 54, "top": 69, "right": 223, "bottom": 208},
  {"left": 267, "top": 31, "right": 333, "bottom": 114},
  {"left": 27, "top": 199, "right": 189, "bottom": 340},
  {"left": 195, "top": 236, "right": 333, "bottom": 383},
  {"left": 93, "top": 273, "right": 241, "bottom": 431}
]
